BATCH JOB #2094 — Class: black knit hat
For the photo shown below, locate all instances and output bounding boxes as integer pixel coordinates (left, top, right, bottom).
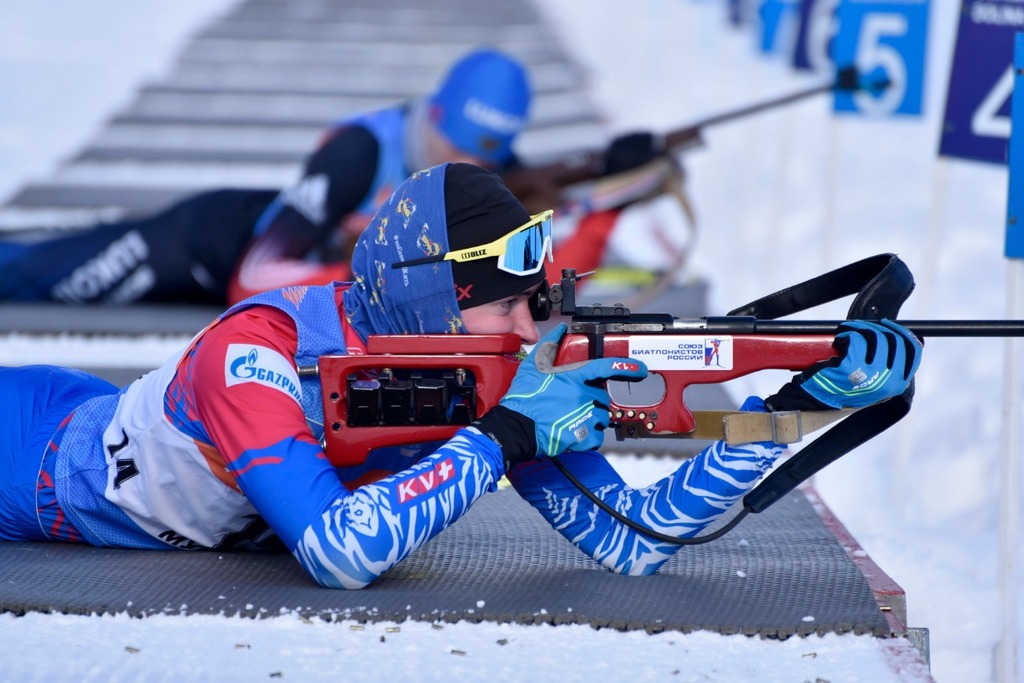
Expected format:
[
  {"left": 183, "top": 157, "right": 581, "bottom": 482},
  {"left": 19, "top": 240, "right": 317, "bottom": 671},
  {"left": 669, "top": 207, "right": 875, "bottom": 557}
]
[{"left": 444, "top": 163, "right": 547, "bottom": 309}]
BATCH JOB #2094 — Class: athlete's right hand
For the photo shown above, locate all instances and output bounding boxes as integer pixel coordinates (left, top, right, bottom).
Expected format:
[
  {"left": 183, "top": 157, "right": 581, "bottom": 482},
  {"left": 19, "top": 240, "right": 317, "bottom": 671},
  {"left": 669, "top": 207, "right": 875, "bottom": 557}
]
[{"left": 472, "top": 323, "right": 647, "bottom": 471}]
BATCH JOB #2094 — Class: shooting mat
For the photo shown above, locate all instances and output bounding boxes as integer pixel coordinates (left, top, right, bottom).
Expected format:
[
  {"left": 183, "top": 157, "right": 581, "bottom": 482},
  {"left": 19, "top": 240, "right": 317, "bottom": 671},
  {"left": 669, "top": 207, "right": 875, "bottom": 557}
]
[{"left": 0, "top": 487, "right": 896, "bottom": 637}]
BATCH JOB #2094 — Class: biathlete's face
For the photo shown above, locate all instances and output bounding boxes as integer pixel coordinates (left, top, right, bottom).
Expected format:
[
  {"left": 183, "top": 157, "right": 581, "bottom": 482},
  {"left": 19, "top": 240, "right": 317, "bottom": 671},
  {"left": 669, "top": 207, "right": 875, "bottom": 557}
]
[
  {"left": 459, "top": 282, "right": 543, "bottom": 345},
  {"left": 424, "top": 121, "right": 495, "bottom": 170}
]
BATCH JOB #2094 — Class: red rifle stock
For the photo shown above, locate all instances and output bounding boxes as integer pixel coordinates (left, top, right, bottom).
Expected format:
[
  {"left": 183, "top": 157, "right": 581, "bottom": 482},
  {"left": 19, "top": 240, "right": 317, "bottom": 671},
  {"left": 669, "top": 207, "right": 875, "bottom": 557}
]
[
  {"left": 318, "top": 334, "right": 522, "bottom": 467},
  {"left": 317, "top": 321, "right": 842, "bottom": 467},
  {"left": 553, "top": 325, "right": 837, "bottom": 439},
  {"left": 316, "top": 316, "right": 1024, "bottom": 468}
]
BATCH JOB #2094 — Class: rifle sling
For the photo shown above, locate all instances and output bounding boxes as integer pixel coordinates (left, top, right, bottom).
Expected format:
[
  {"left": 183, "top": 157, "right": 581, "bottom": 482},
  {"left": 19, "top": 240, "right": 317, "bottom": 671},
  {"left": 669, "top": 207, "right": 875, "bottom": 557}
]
[
  {"left": 566, "top": 253, "right": 917, "bottom": 542},
  {"left": 721, "top": 252, "right": 916, "bottom": 515},
  {"left": 742, "top": 392, "right": 912, "bottom": 513},
  {"left": 727, "top": 252, "right": 915, "bottom": 320}
]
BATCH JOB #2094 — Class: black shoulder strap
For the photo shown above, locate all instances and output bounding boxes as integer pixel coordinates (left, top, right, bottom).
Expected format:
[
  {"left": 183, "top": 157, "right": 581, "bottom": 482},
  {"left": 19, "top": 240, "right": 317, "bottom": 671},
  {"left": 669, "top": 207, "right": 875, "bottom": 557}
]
[{"left": 727, "top": 252, "right": 915, "bottom": 320}]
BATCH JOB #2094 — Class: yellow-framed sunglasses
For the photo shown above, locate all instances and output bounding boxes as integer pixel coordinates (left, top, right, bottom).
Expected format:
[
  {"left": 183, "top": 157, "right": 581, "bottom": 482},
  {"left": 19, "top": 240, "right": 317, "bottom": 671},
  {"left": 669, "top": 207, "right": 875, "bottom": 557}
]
[{"left": 391, "top": 210, "right": 554, "bottom": 276}]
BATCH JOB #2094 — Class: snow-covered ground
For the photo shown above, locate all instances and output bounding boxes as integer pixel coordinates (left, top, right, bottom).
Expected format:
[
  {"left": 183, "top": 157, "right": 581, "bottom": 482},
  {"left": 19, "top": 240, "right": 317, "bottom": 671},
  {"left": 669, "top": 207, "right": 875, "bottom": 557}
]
[{"left": 0, "top": 1, "right": 1019, "bottom": 681}]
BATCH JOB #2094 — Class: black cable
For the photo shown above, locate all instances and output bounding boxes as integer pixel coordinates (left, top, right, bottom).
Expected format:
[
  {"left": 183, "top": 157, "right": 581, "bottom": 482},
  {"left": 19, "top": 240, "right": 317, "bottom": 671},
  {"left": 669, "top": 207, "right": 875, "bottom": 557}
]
[
  {"left": 549, "top": 456, "right": 750, "bottom": 546},
  {"left": 549, "top": 390, "right": 911, "bottom": 544}
]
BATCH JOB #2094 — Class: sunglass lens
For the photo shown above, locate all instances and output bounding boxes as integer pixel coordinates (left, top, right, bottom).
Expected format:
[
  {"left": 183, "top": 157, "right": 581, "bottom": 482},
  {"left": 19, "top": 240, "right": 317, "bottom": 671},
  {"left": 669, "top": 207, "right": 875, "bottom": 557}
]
[{"left": 500, "top": 217, "right": 552, "bottom": 275}]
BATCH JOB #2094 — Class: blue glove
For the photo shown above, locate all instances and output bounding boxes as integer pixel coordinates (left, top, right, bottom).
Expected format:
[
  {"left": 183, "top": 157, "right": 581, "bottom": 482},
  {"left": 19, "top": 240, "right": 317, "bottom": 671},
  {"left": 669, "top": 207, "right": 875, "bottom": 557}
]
[
  {"left": 765, "top": 319, "right": 922, "bottom": 411},
  {"left": 472, "top": 323, "right": 648, "bottom": 469}
]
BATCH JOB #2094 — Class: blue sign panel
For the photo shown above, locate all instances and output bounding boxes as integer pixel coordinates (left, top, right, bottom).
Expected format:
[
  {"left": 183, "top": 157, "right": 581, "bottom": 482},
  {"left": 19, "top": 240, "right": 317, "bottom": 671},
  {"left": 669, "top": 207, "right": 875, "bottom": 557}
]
[
  {"left": 832, "top": 0, "right": 930, "bottom": 116},
  {"left": 758, "top": 0, "right": 801, "bottom": 54},
  {"left": 1005, "top": 32, "right": 1024, "bottom": 258},
  {"left": 792, "top": 0, "right": 839, "bottom": 72},
  {"left": 938, "top": 1, "right": 1024, "bottom": 165}
]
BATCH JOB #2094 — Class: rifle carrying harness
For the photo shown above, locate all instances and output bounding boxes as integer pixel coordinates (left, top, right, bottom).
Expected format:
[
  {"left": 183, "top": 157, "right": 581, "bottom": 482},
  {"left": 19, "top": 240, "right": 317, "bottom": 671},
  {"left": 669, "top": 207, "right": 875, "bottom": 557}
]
[{"left": 691, "top": 253, "right": 915, "bottom": 446}]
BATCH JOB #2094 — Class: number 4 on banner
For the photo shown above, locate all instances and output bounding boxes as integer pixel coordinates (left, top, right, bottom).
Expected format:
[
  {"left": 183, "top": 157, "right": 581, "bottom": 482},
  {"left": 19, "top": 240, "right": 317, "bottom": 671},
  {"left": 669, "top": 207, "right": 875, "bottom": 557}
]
[
  {"left": 832, "top": 0, "right": 930, "bottom": 116},
  {"left": 938, "top": 1, "right": 1022, "bottom": 165}
]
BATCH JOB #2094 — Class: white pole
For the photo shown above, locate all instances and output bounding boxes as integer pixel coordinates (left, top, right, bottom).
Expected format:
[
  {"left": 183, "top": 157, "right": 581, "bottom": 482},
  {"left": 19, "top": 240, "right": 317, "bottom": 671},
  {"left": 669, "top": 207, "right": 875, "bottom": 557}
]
[
  {"left": 892, "top": 159, "right": 950, "bottom": 515},
  {"left": 762, "top": 87, "right": 797, "bottom": 292},
  {"left": 997, "top": 30, "right": 1024, "bottom": 682},
  {"left": 914, "top": 159, "right": 951, "bottom": 318},
  {"left": 997, "top": 259, "right": 1023, "bottom": 683},
  {"left": 820, "top": 116, "right": 841, "bottom": 273}
]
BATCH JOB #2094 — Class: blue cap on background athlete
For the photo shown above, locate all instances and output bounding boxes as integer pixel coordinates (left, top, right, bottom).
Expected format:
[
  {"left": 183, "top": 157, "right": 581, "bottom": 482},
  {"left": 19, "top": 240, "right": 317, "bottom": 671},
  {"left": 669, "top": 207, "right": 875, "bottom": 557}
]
[{"left": 429, "top": 49, "right": 532, "bottom": 165}]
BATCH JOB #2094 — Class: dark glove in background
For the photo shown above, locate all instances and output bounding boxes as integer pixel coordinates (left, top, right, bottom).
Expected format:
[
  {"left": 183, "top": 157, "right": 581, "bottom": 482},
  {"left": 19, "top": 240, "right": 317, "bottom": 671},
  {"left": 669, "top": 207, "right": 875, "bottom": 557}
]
[{"left": 603, "top": 132, "right": 665, "bottom": 176}]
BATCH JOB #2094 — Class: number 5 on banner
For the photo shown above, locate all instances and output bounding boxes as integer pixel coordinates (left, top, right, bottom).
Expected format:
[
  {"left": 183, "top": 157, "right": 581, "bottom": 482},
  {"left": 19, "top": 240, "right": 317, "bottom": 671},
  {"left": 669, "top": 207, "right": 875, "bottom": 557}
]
[{"left": 832, "top": 0, "right": 930, "bottom": 116}]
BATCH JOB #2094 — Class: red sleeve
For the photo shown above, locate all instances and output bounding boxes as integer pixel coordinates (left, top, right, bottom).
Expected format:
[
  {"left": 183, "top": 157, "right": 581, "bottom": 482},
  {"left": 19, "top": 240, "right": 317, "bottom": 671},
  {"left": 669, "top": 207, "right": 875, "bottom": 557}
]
[
  {"left": 550, "top": 208, "right": 621, "bottom": 277},
  {"left": 227, "top": 260, "right": 350, "bottom": 306}
]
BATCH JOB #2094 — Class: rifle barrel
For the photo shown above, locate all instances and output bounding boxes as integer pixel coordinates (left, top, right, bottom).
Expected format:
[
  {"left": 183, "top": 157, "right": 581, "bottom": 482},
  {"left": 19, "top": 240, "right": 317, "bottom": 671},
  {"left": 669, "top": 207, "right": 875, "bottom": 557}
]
[
  {"left": 684, "top": 81, "right": 835, "bottom": 135},
  {"left": 895, "top": 321, "right": 1024, "bottom": 337},
  {"left": 700, "top": 318, "right": 1024, "bottom": 337}
]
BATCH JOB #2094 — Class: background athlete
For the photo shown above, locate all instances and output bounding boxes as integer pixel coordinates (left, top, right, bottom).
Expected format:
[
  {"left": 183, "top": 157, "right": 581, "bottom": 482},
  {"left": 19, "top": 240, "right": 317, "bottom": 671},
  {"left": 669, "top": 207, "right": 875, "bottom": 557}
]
[{"left": 0, "top": 49, "right": 670, "bottom": 306}]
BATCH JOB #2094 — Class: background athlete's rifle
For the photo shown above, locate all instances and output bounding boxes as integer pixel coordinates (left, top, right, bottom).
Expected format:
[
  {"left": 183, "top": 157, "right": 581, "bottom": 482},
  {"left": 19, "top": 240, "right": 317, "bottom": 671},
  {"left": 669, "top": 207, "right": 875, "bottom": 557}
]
[
  {"left": 313, "top": 254, "right": 1024, "bottom": 541},
  {"left": 501, "top": 67, "right": 880, "bottom": 212}
]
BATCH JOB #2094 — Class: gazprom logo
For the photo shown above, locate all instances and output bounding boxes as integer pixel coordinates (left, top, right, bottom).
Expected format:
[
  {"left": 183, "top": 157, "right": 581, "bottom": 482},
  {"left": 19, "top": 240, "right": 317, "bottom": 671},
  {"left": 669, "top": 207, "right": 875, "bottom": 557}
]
[{"left": 225, "top": 344, "right": 302, "bottom": 403}]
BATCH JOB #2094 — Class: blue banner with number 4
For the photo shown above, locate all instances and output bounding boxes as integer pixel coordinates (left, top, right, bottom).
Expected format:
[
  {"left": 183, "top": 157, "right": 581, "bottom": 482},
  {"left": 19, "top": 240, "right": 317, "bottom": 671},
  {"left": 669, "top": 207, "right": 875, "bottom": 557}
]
[
  {"left": 939, "top": 0, "right": 1024, "bottom": 165},
  {"left": 832, "top": 0, "right": 930, "bottom": 116}
]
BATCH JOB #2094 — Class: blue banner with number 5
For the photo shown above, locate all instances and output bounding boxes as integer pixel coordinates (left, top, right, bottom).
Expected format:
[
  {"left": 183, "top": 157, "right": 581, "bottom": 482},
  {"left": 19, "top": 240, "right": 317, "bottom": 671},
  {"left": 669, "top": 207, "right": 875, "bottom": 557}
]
[
  {"left": 938, "top": 1, "right": 1024, "bottom": 165},
  {"left": 832, "top": 0, "right": 930, "bottom": 116}
]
